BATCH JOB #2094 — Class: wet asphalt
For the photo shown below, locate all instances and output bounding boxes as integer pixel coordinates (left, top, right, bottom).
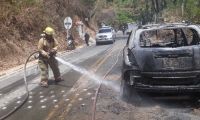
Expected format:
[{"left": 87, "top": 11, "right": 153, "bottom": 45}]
[
  {"left": 0, "top": 32, "right": 127, "bottom": 120},
  {"left": 1, "top": 31, "right": 200, "bottom": 120}
]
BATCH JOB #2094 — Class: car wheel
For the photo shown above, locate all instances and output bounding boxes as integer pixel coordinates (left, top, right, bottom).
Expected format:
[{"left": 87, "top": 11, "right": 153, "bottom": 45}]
[
  {"left": 67, "top": 45, "right": 71, "bottom": 50},
  {"left": 73, "top": 44, "right": 75, "bottom": 50},
  {"left": 69, "top": 44, "right": 72, "bottom": 50},
  {"left": 120, "top": 79, "right": 132, "bottom": 99}
]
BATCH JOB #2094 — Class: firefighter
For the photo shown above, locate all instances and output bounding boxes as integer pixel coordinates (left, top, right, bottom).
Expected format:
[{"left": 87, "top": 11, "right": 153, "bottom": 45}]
[{"left": 38, "top": 27, "right": 62, "bottom": 87}]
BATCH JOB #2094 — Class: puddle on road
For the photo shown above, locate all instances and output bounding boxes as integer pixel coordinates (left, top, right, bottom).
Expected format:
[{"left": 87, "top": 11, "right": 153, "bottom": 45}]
[{"left": 55, "top": 57, "right": 119, "bottom": 92}]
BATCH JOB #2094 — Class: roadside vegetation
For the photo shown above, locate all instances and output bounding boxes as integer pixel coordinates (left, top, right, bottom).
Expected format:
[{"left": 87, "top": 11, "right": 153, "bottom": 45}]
[
  {"left": 1, "top": 0, "right": 200, "bottom": 74},
  {"left": 112, "top": 0, "right": 200, "bottom": 25},
  {"left": 0, "top": 0, "right": 97, "bottom": 72}
]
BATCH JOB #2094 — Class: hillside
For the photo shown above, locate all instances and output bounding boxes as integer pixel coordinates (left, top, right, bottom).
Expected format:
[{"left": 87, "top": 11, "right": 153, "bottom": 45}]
[
  {"left": 0, "top": 0, "right": 101, "bottom": 74},
  {"left": 2, "top": 0, "right": 198, "bottom": 76}
]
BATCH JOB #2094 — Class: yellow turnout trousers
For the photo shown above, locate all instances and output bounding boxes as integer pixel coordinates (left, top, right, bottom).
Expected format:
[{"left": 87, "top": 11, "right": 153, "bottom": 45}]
[{"left": 38, "top": 58, "right": 61, "bottom": 82}]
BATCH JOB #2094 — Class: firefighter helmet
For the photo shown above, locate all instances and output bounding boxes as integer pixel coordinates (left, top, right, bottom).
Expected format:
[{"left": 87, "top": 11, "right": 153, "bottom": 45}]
[{"left": 43, "top": 27, "right": 54, "bottom": 35}]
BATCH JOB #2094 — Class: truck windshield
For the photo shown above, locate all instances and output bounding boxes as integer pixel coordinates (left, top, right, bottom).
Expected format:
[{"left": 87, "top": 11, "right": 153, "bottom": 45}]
[{"left": 99, "top": 29, "right": 111, "bottom": 33}]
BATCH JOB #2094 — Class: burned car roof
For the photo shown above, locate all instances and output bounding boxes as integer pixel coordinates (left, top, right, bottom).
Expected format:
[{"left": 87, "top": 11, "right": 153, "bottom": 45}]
[
  {"left": 127, "top": 23, "right": 200, "bottom": 49},
  {"left": 138, "top": 23, "right": 200, "bottom": 29},
  {"left": 136, "top": 23, "right": 200, "bottom": 35}
]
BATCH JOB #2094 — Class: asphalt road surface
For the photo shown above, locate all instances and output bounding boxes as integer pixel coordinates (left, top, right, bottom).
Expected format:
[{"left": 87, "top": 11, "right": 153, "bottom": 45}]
[
  {"left": 1, "top": 30, "right": 200, "bottom": 120},
  {"left": 0, "top": 31, "right": 127, "bottom": 120}
]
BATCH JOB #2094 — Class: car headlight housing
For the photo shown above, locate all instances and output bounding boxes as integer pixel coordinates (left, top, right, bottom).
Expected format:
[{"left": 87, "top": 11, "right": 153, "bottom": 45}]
[
  {"left": 96, "top": 35, "right": 100, "bottom": 39},
  {"left": 108, "top": 34, "right": 112, "bottom": 37},
  {"left": 107, "top": 34, "right": 112, "bottom": 38}
]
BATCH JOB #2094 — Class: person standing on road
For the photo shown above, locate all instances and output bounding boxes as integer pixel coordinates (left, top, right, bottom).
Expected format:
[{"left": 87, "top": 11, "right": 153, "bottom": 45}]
[
  {"left": 122, "top": 26, "right": 125, "bottom": 35},
  {"left": 38, "top": 27, "right": 62, "bottom": 87},
  {"left": 84, "top": 32, "right": 90, "bottom": 46}
]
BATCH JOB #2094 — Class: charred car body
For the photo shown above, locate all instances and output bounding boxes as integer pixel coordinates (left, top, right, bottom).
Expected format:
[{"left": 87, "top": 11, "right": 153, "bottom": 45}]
[{"left": 121, "top": 22, "right": 200, "bottom": 98}]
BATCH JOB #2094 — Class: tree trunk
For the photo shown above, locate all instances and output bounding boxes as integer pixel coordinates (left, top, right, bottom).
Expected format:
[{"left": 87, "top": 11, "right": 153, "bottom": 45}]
[{"left": 181, "top": 0, "right": 184, "bottom": 17}]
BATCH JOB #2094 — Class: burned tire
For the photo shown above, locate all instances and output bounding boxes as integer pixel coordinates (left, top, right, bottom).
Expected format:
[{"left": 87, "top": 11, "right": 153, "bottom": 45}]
[{"left": 120, "top": 80, "right": 132, "bottom": 99}]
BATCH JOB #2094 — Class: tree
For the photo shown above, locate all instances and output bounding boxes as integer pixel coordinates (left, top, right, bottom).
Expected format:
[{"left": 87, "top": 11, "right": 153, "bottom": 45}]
[{"left": 117, "top": 11, "right": 133, "bottom": 25}]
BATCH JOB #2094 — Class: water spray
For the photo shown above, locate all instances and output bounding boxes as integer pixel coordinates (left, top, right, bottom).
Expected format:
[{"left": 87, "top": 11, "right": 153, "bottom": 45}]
[
  {"left": 55, "top": 57, "right": 119, "bottom": 92},
  {"left": 55, "top": 48, "right": 122, "bottom": 120}
]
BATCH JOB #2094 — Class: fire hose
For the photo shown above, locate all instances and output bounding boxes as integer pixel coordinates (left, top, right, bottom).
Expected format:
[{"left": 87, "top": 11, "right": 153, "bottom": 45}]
[
  {"left": 91, "top": 49, "right": 123, "bottom": 120},
  {"left": 0, "top": 51, "right": 39, "bottom": 120},
  {"left": 0, "top": 48, "right": 120, "bottom": 120}
]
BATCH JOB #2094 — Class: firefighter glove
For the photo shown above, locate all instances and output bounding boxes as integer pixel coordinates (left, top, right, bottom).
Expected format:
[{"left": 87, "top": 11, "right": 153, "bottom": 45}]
[
  {"left": 51, "top": 49, "right": 56, "bottom": 53},
  {"left": 46, "top": 52, "right": 51, "bottom": 59},
  {"left": 50, "top": 49, "right": 57, "bottom": 56}
]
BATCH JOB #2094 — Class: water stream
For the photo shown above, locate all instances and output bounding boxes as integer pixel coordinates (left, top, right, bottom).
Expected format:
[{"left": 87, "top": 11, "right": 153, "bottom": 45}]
[{"left": 55, "top": 57, "right": 119, "bottom": 92}]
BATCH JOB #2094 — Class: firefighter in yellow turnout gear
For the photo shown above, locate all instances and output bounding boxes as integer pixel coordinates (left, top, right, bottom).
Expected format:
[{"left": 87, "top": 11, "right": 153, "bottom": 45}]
[{"left": 38, "top": 27, "right": 62, "bottom": 87}]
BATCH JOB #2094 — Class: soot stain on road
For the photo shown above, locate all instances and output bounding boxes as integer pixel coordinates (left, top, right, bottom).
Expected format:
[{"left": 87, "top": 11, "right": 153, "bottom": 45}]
[{"left": 92, "top": 76, "right": 200, "bottom": 120}]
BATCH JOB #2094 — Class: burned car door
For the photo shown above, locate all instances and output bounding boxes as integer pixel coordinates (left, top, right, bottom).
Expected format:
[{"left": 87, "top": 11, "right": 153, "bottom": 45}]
[
  {"left": 123, "top": 30, "right": 134, "bottom": 66},
  {"left": 182, "top": 28, "right": 200, "bottom": 69}
]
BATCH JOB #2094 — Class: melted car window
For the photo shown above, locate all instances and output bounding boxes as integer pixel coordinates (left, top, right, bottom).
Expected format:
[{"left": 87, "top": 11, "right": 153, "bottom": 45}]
[
  {"left": 139, "top": 29, "right": 199, "bottom": 47},
  {"left": 177, "top": 29, "right": 184, "bottom": 41},
  {"left": 182, "top": 28, "right": 196, "bottom": 45},
  {"left": 98, "top": 29, "right": 111, "bottom": 33}
]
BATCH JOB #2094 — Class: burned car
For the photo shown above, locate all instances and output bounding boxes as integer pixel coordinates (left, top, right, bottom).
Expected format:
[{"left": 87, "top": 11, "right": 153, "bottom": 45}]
[{"left": 121, "top": 22, "right": 200, "bottom": 98}]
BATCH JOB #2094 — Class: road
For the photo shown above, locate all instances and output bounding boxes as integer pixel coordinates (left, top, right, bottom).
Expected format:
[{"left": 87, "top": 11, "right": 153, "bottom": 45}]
[
  {"left": 1, "top": 30, "right": 200, "bottom": 120},
  {"left": 0, "top": 31, "right": 127, "bottom": 120}
]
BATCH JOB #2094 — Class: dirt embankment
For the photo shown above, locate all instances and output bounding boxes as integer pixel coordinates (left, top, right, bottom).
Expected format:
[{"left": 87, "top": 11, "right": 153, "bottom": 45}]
[{"left": 0, "top": 0, "right": 98, "bottom": 75}]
